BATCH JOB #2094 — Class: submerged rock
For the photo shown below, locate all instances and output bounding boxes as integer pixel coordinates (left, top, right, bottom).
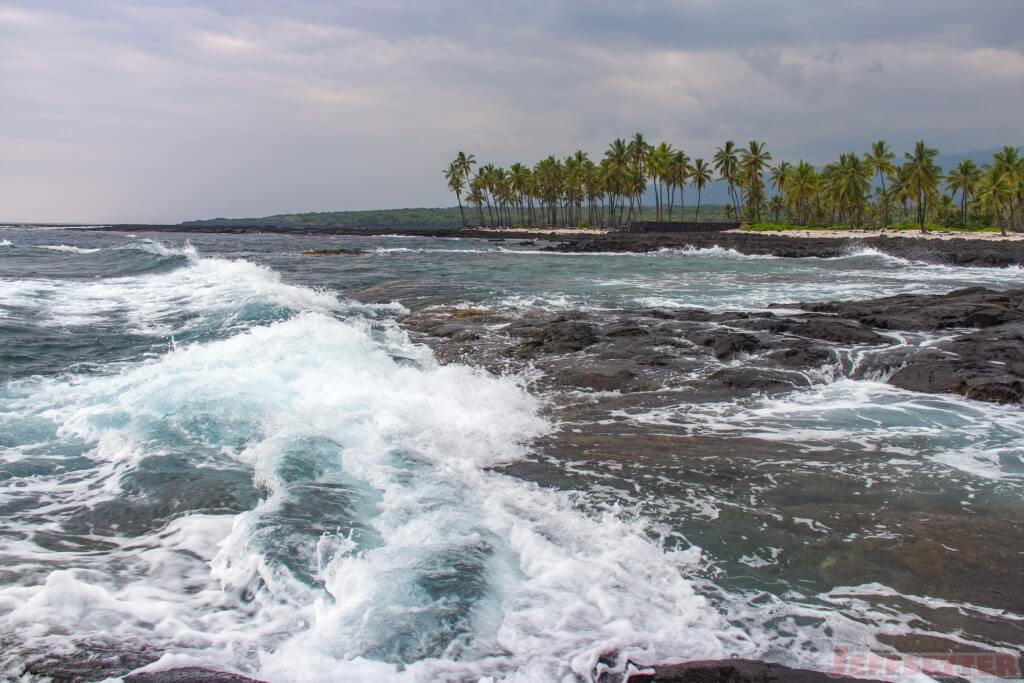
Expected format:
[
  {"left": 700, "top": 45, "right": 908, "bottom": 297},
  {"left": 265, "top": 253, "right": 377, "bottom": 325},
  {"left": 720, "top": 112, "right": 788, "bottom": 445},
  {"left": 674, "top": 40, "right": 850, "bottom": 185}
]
[
  {"left": 125, "top": 669, "right": 266, "bottom": 682},
  {"left": 299, "top": 248, "right": 364, "bottom": 255},
  {"left": 635, "top": 659, "right": 885, "bottom": 682}
]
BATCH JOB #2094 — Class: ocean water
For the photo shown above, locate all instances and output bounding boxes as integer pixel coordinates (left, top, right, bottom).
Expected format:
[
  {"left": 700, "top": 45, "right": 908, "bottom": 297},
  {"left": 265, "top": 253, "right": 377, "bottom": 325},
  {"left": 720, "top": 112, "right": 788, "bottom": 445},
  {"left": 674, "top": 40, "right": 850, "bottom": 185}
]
[{"left": 1, "top": 226, "right": 1022, "bottom": 682}]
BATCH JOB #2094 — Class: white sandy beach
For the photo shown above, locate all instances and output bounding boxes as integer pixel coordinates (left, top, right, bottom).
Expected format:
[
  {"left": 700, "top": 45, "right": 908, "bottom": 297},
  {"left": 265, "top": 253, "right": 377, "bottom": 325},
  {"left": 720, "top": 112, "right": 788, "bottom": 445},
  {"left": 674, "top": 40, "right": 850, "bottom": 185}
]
[{"left": 725, "top": 228, "right": 1024, "bottom": 241}]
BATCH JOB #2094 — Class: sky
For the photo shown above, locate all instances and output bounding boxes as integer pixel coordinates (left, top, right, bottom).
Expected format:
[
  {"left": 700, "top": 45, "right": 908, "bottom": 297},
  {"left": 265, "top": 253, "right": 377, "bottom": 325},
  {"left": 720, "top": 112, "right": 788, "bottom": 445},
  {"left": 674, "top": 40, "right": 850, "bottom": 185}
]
[{"left": 2, "top": 0, "right": 1023, "bottom": 224}]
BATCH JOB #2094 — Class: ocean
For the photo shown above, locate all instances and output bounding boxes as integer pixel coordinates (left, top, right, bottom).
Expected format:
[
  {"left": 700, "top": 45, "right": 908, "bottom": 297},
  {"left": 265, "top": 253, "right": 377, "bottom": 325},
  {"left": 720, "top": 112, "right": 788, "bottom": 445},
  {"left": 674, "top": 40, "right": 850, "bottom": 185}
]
[{"left": 1, "top": 226, "right": 1021, "bottom": 682}]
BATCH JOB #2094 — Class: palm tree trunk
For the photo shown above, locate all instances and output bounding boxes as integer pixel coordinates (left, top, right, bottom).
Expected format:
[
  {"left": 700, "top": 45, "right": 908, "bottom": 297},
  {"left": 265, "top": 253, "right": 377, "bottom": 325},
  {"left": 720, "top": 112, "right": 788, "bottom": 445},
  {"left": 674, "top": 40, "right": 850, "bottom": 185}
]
[
  {"left": 456, "top": 192, "right": 467, "bottom": 227},
  {"left": 878, "top": 174, "right": 888, "bottom": 228},
  {"left": 695, "top": 190, "right": 702, "bottom": 220},
  {"left": 919, "top": 192, "right": 926, "bottom": 233}
]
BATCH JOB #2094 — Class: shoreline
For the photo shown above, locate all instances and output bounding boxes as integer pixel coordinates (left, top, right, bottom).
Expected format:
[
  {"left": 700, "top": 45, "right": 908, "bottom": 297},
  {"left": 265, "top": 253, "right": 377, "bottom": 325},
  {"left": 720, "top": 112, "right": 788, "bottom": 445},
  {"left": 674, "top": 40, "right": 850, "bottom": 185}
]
[
  {"left": 733, "top": 227, "right": 1024, "bottom": 241},
  {"left": 86, "top": 224, "right": 1024, "bottom": 267}
]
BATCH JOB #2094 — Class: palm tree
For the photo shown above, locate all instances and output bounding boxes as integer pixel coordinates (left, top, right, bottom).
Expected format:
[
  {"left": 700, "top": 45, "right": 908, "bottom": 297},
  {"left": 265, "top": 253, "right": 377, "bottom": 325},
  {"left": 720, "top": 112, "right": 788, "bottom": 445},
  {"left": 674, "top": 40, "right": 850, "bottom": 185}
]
[
  {"left": 770, "top": 162, "right": 791, "bottom": 196},
  {"left": 834, "top": 153, "right": 872, "bottom": 227},
  {"left": 887, "top": 164, "right": 913, "bottom": 225},
  {"left": 785, "top": 161, "right": 819, "bottom": 226},
  {"left": 991, "top": 146, "right": 1022, "bottom": 231},
  {"left": 864, "top": 141, "right": 896, "bottom": 228},
  {"left": 768, "top": 195, "right": 784, "bottom": 224},
  {"left": 904, "top": 140, "right": 942, "bottom": 233},
  {"left": 714, "top": 140, "right": 741, "bottom": 217},
  {"left": 668, "top": 150, "right": 691, "bottom": 219},
  {"left": 648, "top": 142, "right": 674, "bottom": 220},
  {"left": 691, "top": 158, "right": 712, "bottom": 220},
  {"left": 605, "top": 139, "right": 630, "bottom": 227},
  {"left": 508, "top": 163, "right": 532, "bottom": 226},
  {"left": 976, "top": 169, "right": 1014, "bottom": 236},
  {"left": 945, "top": 160, "right": 981, "bottom": 227},
  {"left": 468, "top": 182, "right": 486, "bottom": 226},
  {"left": 444, "top": 161, "right": 468, "bottom": 226},
  {"left": 628, "top": 133, "right": 649, "bottom": 220},
  {"left": 739, "top": 140, "right": 772, "bottom": 222},
  {"left": 454, "top": 151, "right": 476, "bottom": 195}
]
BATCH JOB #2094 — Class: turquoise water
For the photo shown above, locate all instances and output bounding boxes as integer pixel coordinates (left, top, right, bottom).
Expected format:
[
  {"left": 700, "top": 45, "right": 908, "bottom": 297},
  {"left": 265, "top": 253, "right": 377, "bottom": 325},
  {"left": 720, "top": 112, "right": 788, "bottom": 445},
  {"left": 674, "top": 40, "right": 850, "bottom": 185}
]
[{"left": 1, "top": 227, "right": 1022, "bottom": 682}]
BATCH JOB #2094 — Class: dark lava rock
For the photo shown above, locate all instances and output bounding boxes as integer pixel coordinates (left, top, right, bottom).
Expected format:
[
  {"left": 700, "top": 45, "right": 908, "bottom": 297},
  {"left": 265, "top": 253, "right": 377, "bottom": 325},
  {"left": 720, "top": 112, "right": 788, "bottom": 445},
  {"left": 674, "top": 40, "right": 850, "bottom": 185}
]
[
  {"left": 732, "top": 315, "right": 888, "bottom": 345},
  {"left": 635, "top": 659, "right": 885, "bottom": 682},
  {"left": 683, "top": 330, "right": 767, "bottom": 360},
  {"left": 709, "top": 367, "right": 812, "bottom": 394},
  {"left": 791, "top": 287, "right": 1024, "bottom": 331},
  {"left": 126, "top": 668, "right": 266, "bottom": 683},
  {"left": 405, "top": 288, "right": 1024, "bottom": 405},
  {"left": 887, "top": 323, "right": 1024, "bottom": 404},
  {"left": 549, "top": 362, "right": 650, "bottom": 392},
  {"left": 508, "top": 320, "right": 600, "bottom": 356},
  {"left": 766, "top": 347, "right": 834, "bottom": 369}
]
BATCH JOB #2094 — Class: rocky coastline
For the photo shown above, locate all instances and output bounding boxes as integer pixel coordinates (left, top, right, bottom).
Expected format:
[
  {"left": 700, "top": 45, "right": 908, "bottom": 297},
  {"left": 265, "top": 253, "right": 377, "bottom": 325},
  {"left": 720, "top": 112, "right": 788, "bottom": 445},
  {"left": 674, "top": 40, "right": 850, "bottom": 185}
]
[
  {"left": 94, "top": 224, "right": 1024, "bottom": 268},
  {"left": 65, "top": 228, "right": 1023, "bottom": 682}
]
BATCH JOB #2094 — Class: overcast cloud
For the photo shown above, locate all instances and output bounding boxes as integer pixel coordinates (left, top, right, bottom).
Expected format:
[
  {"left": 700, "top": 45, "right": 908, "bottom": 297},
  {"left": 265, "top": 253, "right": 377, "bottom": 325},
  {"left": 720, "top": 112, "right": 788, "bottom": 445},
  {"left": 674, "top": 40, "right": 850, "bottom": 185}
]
[{"left": 1, "top": 0, "right": 1022, "bottom": 223}]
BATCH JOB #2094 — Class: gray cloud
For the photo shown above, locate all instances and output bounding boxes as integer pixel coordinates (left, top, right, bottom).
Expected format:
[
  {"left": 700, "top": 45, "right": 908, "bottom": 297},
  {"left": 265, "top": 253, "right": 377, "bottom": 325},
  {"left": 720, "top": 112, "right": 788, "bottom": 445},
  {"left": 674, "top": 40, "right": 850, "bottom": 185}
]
[{"left": 1, "top": 0, "right": 1022, "bottom": 222}]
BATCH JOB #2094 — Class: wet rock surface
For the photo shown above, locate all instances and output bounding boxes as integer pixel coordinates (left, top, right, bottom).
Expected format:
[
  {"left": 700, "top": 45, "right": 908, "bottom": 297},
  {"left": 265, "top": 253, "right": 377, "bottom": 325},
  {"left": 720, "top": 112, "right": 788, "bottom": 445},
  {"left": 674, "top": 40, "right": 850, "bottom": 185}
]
[
  {"left": 125, "top": 668, "right": 266, "bottom": 682},
  {"left": 403, "top": 287, "right": 1024, "bottom": 405}
]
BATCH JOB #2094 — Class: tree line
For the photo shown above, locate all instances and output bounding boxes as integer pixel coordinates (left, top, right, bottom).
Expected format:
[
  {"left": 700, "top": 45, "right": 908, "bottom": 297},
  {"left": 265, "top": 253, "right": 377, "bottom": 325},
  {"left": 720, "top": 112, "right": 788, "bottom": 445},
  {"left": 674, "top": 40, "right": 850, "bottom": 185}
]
[{"left": 444, "top": 136, "right": 1024, "bottom": 234}]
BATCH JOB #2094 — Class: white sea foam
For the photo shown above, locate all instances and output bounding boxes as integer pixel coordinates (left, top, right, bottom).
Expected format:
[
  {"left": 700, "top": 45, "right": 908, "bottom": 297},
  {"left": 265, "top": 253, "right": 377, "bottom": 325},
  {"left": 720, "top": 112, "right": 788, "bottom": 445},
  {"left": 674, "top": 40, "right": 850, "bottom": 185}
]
[
  {"left": 0, "top": 311, "right": 764, "bottom": 681},
  {"left": 0, "top": 241, "right": 345, "bottom": 333},
  {"left": 36, "top": 244, "right": 102, "bottom": 254},
  {"left": 0, "top": 239, "right": 11, "bottom": 247},
  {"left": 657, "top": 245, "right": 780, "bottom": 260},
  {"left": 616, "top": 379, "right": 1024, "bottom": 484},
  {"left": 837, "top": 245, "right": 913, "bottom": 265}
]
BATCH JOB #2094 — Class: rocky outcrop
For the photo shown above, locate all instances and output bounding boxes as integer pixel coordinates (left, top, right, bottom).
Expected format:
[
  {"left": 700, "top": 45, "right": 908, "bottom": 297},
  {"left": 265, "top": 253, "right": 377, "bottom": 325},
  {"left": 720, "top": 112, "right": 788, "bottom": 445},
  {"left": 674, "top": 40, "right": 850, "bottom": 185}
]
[
  {"left": 403, "top": 287, "right": 1024, "bottom": 406},
  {"left": 791, "top": 286, "right": 1024, "bottom": 331},
  {"left": 887, "top": 323, "right": 1024, "bottom": 403}
]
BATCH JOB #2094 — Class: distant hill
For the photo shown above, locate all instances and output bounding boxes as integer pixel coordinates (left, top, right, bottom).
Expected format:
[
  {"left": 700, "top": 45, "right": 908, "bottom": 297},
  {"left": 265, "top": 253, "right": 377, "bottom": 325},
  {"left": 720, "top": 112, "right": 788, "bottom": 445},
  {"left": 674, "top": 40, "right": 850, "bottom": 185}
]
[
  {"left": 183, "top": 207, "right": 468, "bottom": 229},
  {"left": 182, "top": 204, "right": 733, "bottom": 228}
]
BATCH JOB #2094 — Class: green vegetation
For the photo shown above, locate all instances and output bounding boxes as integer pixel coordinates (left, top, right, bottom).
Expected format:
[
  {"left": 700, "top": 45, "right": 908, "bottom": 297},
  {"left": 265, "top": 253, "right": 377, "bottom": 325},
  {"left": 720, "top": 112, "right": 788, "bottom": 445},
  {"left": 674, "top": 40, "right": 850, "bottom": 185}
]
[{"left": 450, "top": 139, "right": 1024, "bottom": 234}]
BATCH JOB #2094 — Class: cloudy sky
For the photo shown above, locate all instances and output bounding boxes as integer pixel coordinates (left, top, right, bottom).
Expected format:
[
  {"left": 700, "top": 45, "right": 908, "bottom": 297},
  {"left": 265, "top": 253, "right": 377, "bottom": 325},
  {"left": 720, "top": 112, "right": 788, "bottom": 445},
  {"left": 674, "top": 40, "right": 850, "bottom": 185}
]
[{"left": 2, "top": 0, "right": 1022, "bottom": 223}]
